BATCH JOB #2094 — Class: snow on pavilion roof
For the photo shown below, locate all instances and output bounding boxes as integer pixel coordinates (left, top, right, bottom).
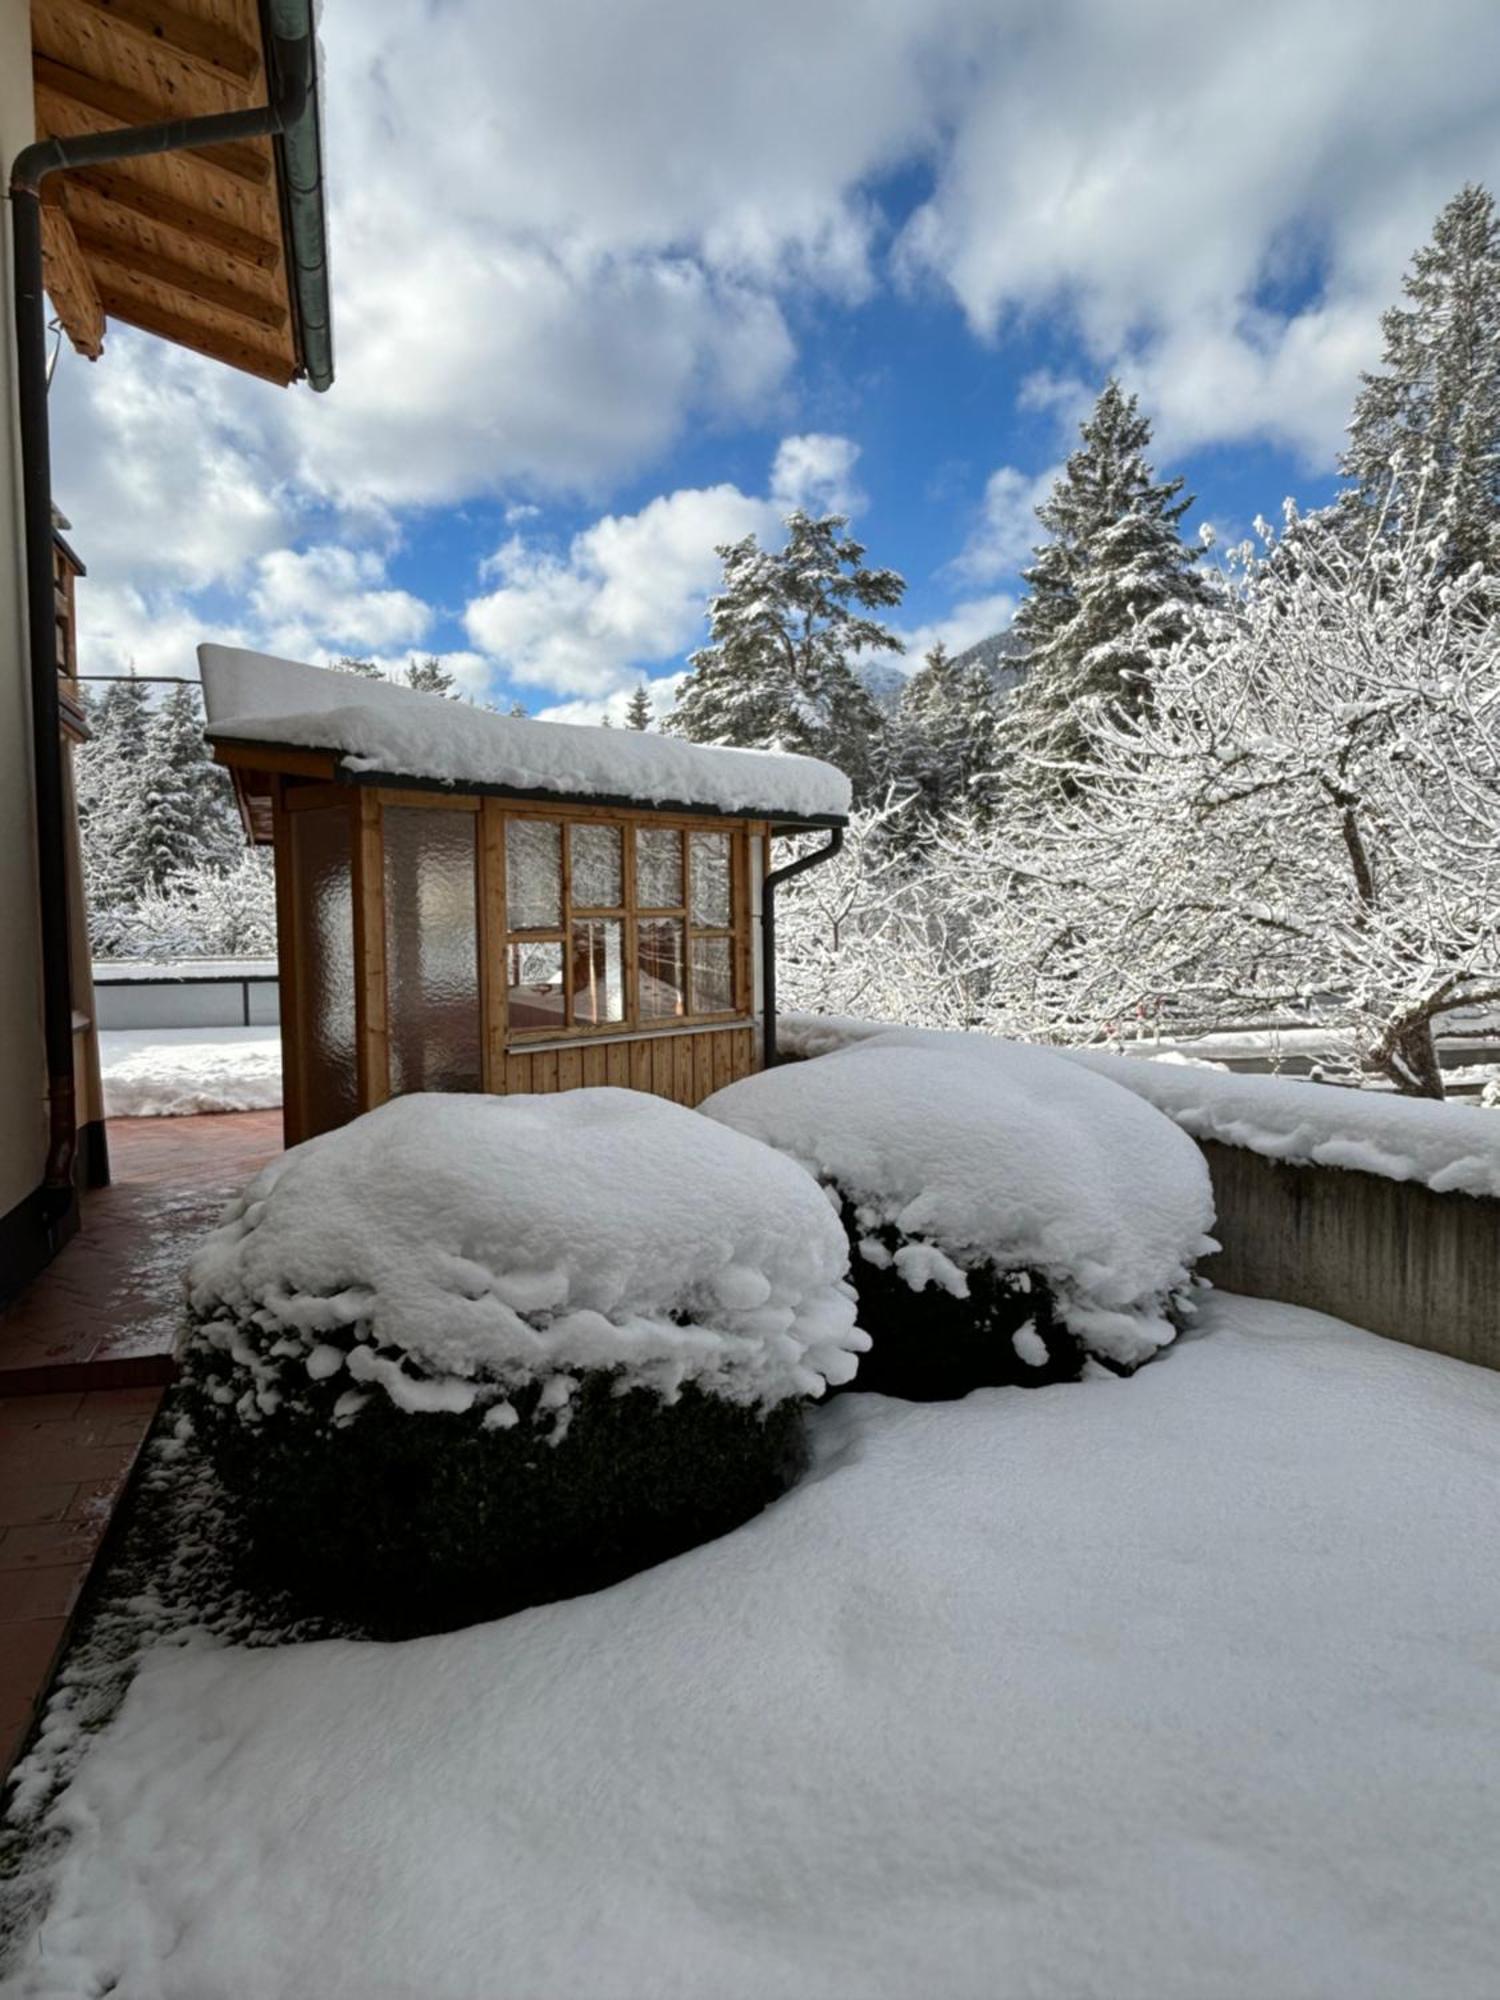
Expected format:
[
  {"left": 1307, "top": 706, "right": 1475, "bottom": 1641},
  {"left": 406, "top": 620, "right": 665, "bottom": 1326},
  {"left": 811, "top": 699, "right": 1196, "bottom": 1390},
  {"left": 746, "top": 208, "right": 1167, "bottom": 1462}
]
[{"left": 198, "top": 645, "right": 850, "bottom": 825}]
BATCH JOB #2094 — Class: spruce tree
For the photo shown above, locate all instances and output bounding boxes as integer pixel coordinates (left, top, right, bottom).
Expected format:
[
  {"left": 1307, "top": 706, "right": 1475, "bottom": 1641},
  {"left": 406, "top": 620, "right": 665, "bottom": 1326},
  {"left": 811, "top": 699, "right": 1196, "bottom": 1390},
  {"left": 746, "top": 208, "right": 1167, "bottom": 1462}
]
[
  {"left": 77, "top": 676, "right": 154, "bottom": 910},
  {"left": 897, "top": 641, "right": 1000, "bottom": 818},
  {"left": 1006, "top": 381, "right": 1211, "bottom": 777},
  {"left": 625, "top": 682, "right": 653, "bottom": 731},
  {"left": 153, "top": 682, "right": 241, "bottom": 874},
  {"left": 1340, "top": 183, "right": 1500, "bottom": 580},
  {"left": 667, "top": 510, "right": 902, "bottom": 801}
]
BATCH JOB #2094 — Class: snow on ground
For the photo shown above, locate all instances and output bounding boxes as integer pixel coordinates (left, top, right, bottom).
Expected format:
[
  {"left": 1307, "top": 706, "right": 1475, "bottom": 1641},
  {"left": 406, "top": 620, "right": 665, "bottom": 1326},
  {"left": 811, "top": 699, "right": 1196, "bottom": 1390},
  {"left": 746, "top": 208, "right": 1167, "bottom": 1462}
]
[
  {"left": 200, "top": 645, "right": 851, "bottom": 820},
  {"left": 98, "top": 1029, "right": 282, "bottom": 1118},
  {"left": 703, "top": 1030, "right": 1216, "bottom": 1368},
  {"left": 187, "top": 1090, "right": 864, "bottom": 1418},
  {"left": 778, "top": 1013, "right": 1500, "bottom": 1199},
  {"left": 10, "top": 1292, "right": 1500, "bottom": 2000}
]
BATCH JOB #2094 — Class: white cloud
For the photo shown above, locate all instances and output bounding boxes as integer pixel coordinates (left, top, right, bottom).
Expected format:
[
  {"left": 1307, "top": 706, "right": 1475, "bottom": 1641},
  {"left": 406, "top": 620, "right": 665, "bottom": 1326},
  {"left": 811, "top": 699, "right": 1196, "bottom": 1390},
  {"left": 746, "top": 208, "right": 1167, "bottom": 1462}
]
[
  {"left": 952, "top": 466, "right": 1058, "bottom": 583},
  {"left": 770, "top": 434, "right": 866, "bottom": 517},
  {"left": 897, "top": 0, "right": 1500, "bottom": 463},
  {"left": 465, "top": 483, "right": 775, "bottom": 695},
  {"left": 249, "top": 546, "right": 433, "bottom": 657},
  {"left": 535, "top": 673, "right": 687, "bottom": 729},
  {"left": 464, "top": 436, "right": 863, "bottom": 696}
]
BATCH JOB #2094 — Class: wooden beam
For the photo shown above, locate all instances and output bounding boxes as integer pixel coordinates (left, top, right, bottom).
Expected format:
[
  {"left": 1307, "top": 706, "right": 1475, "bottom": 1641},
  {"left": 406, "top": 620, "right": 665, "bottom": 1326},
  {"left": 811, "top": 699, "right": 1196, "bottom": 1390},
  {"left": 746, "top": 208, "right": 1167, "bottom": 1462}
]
[
  {"left": 480, "top": 800, "right": 508, "bottom": 1092},
  {"left": 62, "top": 166, "right": 281, "bottom": 270},
  {"left": 47, "top": 0, "right": 263, "bottom": 92},
  {"left": 39, "top": 203, "right": 105, "bottom": 358},
  {"left": 94, "top": 283, "right": 293, "bottom": 383},
  {"left": 35, "top": 57, "right": 272, "bottom": 186},
  {"left": 73, "top": 223, "right": 287, "bottom": 331},
  {"left": 352, "top": 793, "right": 390, "bottom": 1114},
  {"left": 270, "top": 780, "right": 306, "bottom": 1149},
  {"left": 212, "top": 741, "right": 339, "bottom": 780}
]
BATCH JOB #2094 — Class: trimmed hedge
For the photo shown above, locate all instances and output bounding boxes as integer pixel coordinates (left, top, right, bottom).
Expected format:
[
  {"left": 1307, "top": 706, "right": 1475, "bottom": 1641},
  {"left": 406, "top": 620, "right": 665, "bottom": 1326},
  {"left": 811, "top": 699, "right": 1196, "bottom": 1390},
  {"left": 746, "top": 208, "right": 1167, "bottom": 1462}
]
[
  {"left": 182, "top": 1356, "right": 807, "bottom": 1636},
  {"left": 837, "top": 1206, "right": 1086, "bottom": 1400}
]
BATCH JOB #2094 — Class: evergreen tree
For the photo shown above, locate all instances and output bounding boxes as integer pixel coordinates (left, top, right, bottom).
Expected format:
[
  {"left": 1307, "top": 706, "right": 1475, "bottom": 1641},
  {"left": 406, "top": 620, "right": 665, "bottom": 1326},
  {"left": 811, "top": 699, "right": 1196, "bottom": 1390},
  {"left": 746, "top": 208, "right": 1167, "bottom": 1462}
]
[
  {"left": 896, "top": 641, "right": 1000, "bottom": 818},
  {"left": 405, "top": 654, "right": 459, "bottom": 696},
  {"left": 667, "top": 510, "right": 902, "bottom": 802},
  {"left": 625, "top": 682, "right": 653, "bottom": 731},
  {"left": 77, "top": 676, "right": 154, "bottom": 909},
  {"left": 334, "top": 655, "right": 383, "bottom": 678},
  {"left": 152, "top": 682, "right": 241, "bottom": 874},
  {"left": 1006, "top": 381, "right": 1211, "bottom": 776},
  {"left": 1340, "top": 183, "right": 1500, "bottom": 581},
  {"left": 507, "top": 700, "right": 529, "bottom": 719}
]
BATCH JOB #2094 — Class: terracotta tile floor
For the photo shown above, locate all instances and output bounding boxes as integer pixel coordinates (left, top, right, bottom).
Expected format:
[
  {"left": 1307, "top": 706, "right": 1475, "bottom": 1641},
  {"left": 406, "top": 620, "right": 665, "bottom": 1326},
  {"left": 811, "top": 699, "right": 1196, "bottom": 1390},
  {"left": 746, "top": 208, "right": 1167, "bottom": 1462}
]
[{"left": 0, "top": 1111, "right": 281, "bottom": 1778}]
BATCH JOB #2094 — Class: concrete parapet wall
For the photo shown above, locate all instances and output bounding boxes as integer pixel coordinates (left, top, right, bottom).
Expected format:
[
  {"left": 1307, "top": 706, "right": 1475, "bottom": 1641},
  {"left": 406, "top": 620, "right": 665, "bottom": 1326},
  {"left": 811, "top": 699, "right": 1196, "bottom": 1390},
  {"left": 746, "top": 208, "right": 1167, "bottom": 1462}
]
[{"left": 1199, "top": 1139, "right": 1500, "bottom": 1372}]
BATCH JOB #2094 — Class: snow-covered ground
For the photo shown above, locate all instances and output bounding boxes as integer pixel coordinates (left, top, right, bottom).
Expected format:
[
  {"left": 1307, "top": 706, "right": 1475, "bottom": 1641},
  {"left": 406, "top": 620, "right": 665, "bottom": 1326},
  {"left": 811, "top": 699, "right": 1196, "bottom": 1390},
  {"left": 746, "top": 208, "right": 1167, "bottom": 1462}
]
[
  {"left": 98, "top": 1029, "right": 282, "bottom": 1118},
  {"left": 9, "top": 1293, "right": 1500, "bottom": 2000}
]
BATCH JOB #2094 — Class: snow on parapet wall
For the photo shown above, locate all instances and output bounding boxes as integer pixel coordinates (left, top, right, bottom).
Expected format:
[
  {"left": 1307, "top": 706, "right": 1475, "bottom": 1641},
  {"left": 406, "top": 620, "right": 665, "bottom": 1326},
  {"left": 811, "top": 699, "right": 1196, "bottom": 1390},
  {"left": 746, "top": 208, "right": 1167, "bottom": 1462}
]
[
  {"left": 777, "top": 1013, "right": 1500, "bottom": 1201},
  {"left": 186, "top": 1090, "right": 865, "bottom": 1420},
  {"left": 704, "top": 1029, "right": 1217, "bottom": 1368},
  {"left": 1061, "top": 1049, "right": 1500, "bottom": 1200},
  {"left": 198, "top": 645, "right": 851, "bottom": 821}
]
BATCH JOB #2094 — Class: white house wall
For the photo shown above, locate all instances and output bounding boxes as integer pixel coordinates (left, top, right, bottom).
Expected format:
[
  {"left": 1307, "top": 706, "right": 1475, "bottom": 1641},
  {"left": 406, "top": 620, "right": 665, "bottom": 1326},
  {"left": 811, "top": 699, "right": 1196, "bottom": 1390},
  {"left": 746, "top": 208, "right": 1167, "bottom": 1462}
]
[{"left": 0, "top": 0, "right": 48, "bottom": 1239}]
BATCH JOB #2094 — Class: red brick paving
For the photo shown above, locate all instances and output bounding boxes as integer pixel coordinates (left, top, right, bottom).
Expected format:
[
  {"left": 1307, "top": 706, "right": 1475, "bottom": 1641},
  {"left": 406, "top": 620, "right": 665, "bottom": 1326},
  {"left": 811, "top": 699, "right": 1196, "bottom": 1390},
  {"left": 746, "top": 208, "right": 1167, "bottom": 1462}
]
[{"left": 0, "top": 1111, "right": 281, "bottom": 1778}]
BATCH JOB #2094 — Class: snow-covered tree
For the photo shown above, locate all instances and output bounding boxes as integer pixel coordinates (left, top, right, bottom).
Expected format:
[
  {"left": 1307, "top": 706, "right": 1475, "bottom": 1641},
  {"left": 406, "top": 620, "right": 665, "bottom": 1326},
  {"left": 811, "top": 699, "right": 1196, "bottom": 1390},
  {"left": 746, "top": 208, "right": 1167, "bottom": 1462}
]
[
  {"left": 961, "top": 501, "right": 1500, "bottom": 1096},
  {"left": 95, "top": 853, "right": 277, "bottom": 961},
  {"left": 667, "top": 511, "right": 902, "bottom": 802},
  {"left": 895, "top": 641, "right": 1001, "bottom": 818},
  {"left": 1006, "top": 381, "right": 1212, "bottom": 778},
  {"left": 625, "top": 682, "right": 653, "bottom": 731},
  {"left": 405, "top": 654, "right": 458, "bottom": 696},
  {"left": 1341, "top": 183, "right": 1500, "bottom": 583},
  {"left": 77, "top": 676, "right": 153, "bottom": 913},
  {"left": 336, "top": 654, "right": 462, "bottom": 696}
]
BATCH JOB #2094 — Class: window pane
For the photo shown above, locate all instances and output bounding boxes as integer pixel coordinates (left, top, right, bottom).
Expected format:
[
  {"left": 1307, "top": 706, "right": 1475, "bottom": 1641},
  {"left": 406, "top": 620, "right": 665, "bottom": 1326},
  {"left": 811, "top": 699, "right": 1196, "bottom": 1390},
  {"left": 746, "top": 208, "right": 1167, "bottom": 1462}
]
[
  {"left": 506, "top": 819, "right": 561, "bottom": 929},
  {"left": 635, "top": 826, "right": 682, "bottom": 908},
  {"left": 690, "top": 934, "right": 734, "bottom": 1015},
  {"left": 689, "top": 831, "right": 732, "bottom": 927},
  {"left": 384, "top": 808, "right": 481, "bottom": 1095},
  {"left": 572, "top": 823, "right": 621, "bottom": 908},
  {"left": 571, "top": 919, "right": 625, "bottom": 1024},
  {"left": 507, "top": 939, "right": 565, "bottom": 1030},
  {"left": 292, "top": 807, "right": 357, "bottom": 1137},
  {"left": 638, "top": 918, "right": 685, "bottom": 1019}
]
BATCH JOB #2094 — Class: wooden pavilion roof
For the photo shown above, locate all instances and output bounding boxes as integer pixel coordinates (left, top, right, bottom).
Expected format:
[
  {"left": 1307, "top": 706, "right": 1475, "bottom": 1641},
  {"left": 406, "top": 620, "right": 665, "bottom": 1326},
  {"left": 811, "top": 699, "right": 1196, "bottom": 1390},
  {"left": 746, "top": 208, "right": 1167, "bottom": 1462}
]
[{"left": 30, "top": 0, "right": 322, "bottom": 386}]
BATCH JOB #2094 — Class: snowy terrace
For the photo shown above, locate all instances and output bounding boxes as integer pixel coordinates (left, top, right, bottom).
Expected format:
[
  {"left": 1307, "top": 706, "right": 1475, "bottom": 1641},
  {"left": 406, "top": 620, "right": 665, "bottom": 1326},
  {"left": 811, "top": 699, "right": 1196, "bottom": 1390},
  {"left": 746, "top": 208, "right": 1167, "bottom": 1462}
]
[
  {"left": 4, "top": 1293, "right": 1499, "bottom": 1998},
  {"left": 3, "top": 1025, "right": 1498, "bottom": 1996}
]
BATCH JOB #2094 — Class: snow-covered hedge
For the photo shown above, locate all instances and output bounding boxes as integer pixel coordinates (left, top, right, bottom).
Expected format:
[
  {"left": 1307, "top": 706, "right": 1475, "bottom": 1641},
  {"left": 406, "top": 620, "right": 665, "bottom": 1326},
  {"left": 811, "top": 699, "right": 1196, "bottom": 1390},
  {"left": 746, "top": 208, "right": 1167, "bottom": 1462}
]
[
  {"left": 703, "top": 1029, "right": 1217, "bottom": 1392},
  {"left": 181, "top": 1090, "right": 864, "bottom": 1627}
]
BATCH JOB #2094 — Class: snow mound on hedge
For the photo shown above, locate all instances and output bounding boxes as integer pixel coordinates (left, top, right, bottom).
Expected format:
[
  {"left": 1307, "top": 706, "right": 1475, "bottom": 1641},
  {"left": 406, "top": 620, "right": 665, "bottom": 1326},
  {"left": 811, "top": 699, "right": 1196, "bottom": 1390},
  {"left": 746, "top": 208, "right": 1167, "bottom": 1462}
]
[
  {"left": 185, "top": 1090, "right": 865, "bottom": 1422},
  {"left": 703, "top": 1030, "right": 1217, "bottom": 1367}
]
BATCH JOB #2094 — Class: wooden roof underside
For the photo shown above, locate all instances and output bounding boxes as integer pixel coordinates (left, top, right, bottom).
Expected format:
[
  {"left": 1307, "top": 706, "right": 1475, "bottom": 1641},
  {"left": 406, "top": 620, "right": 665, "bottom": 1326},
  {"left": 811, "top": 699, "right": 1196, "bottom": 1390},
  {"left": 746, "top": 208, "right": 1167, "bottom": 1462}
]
[{"left": 32, "top": 0, "right": 301, "bottom": 385}]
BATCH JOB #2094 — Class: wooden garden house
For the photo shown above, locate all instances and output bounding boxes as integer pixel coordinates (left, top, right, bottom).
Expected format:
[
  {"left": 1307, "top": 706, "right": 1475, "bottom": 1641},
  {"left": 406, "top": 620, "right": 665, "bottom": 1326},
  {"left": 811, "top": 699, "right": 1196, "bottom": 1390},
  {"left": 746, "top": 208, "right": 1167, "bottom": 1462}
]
[{"left": 200, "top": 646, "right": 850, "bottom": 1145}]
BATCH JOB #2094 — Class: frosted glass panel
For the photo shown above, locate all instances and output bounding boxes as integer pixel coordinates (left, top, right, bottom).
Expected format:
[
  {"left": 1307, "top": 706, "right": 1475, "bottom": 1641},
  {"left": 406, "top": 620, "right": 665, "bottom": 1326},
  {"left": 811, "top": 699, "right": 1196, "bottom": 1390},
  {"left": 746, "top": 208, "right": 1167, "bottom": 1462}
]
[
  {"left": 572, "top": 823, "right": 622, "bottom": 908},
  {"left": 635, "top": 826, "right": 682, "bottom": 908},
  {"left": 690, "top": 832, "right": 731, "bottom": 927},
  {"left": 690, "top": 935, "right": 734, "bottom": 1015},
  {"left": 508, "top": 939, "right": 565, "bottom": 1030},
  {"left": 571, "top": 919, "right": 625, "bottom": 1024},
  {"left": 638, "top": 918, "right": 685, "bottom": 1019},
  {"left": 384, "top": 808, "right": 481, "bottom": 1095},
  {"left": 292, "top": 807, "right": 357, "bottom": 1137},
  {"left": 507, "top": 819, "right": 562, "bottom": 929}
]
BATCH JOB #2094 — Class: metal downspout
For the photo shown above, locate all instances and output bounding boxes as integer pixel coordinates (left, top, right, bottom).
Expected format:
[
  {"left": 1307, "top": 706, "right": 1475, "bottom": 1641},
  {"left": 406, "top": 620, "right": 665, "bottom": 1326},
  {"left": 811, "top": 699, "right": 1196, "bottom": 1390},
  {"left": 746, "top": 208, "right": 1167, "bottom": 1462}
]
[
  {"left": 760, "top": 826, "right": 844, "bottom": 1069},
  {"left": 8, "top": 17, "right": 318, "bottom": 1215}
]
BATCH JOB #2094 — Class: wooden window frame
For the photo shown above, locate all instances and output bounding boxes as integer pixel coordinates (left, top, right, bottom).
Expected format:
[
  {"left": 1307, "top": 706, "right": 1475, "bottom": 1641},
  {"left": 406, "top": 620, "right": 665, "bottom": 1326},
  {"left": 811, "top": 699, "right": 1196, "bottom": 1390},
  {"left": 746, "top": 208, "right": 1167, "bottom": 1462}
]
[{"left": 500, "top": 806, "right": 752, "bottom": 1047}]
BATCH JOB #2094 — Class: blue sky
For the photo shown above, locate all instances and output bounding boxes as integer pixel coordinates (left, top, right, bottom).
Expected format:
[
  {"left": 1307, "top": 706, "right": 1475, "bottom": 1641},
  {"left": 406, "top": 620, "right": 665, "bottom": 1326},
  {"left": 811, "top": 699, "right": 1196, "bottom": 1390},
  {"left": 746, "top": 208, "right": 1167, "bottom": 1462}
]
[{"left": 49, "top": 0, "right": 1500, "bottom": 720}]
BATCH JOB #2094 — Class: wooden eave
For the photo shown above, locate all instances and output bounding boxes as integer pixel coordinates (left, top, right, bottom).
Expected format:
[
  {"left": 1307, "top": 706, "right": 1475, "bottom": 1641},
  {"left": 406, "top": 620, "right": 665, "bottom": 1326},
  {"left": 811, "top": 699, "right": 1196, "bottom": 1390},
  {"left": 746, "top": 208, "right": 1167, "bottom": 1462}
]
[
  {"left": 30, "top": 0, "right": 303, "bottom": 385},
  {"left": 208, "top": 735, "right": 849, "bottom": 847}
]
